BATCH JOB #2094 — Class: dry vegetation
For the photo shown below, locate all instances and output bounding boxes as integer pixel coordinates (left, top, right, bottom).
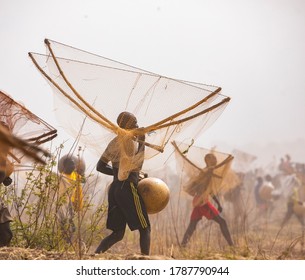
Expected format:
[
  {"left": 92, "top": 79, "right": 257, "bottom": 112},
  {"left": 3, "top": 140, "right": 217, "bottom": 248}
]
[{"left": 1, "top": 146, "right": 305, "bottom": 260}]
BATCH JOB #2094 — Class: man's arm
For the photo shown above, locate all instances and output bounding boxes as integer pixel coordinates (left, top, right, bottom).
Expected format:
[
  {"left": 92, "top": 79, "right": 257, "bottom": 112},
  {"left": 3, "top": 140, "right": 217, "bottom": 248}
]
[
  {"left": 96, "top": 156, "right": 114, "bottom": 176},
  {"left": 96, "top": 138, "right": 117, "bottom": 176}
]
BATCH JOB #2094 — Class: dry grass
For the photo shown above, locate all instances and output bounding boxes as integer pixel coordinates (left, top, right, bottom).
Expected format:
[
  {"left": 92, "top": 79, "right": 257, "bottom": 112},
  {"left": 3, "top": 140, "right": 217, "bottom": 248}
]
[{"left": 1, "top": 146, "right": 305, "bottom": 260}]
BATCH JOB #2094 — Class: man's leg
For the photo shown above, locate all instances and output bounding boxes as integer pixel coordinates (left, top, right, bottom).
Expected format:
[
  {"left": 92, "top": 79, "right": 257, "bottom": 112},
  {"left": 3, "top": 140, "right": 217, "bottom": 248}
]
[
  {"left": 280, "top": 203, "right": 294, "bottom": 228},
  {"left": 95, "top": 228, "right": 125, "bottom": 254},
  {"left": 181, "top": 219, "right": 200, "bottom": 247},
  {"left": 139, "top": 227, "right": 151, "bottom": 255},
  {"left": 213, "top": 215, "right": 234, "bottom": 246}
]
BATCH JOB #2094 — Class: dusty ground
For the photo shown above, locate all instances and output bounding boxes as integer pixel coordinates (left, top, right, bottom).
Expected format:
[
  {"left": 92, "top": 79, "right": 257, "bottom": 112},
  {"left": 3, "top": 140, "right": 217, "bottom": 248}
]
[
  {"left": 0, "top": 246, "right": 174, "bottom": 260},
  {"left": 1, "top": 244, "right": 304, "bottom": 260}
]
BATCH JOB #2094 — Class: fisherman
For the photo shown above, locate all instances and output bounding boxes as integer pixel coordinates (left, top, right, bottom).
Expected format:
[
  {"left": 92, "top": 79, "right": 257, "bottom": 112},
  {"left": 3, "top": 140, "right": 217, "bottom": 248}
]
[
  {"left": 279, "top": 154, "right": 294, "bottom": 175},
  {"left": 280, "top": 174, "right": 305, "bottom": 228},
  {"left": 94, "top": 111, "right": 151, "bottom": 255},
  {"left": 58, "top": 156, "right": 84, "bottom": 243},
  {"left": 223, "top": 171, "right": 245, "bottom": 231},
  {"left": 181, "top": 153, "right": 234, "bottom": 247},
  {"left": 254, "top": 176, "right": 264, "bottom": 208}
]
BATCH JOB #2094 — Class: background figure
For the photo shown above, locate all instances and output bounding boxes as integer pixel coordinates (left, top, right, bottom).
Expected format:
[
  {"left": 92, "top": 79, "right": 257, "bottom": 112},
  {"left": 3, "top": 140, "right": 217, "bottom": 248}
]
[
  {"left": 281, "top": 187, "right": 305, "bottom": 228},
  {"left": 223, "top": 172, "right": 245, "bottom": 233},
  {"left": 255, "top": 175, "right": 276, "bottom": 215},
  {"left": 254, "top": 176, "right": 264, "bottom": 208},
  {"left": 280, "top": 173, "right": 305, "bottom": 228},
  {"left": 278, "top": 154, "right": 294, "bottom": 176},
  {"left": 57, "top": 156, "right": 84, "bottom": 244},
  {"left": 181, "top": 153, "right": 234, "bottom": 247},
  {"left": 95, "top": 112, "right": 151, "bottom": 255}
]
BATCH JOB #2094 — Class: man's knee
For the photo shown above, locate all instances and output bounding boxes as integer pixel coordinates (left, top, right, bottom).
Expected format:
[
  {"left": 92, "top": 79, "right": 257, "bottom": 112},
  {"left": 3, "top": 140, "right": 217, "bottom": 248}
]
[
  {"left": 189, "top": 219, "right": 200, "bottom": 230},
  {"left": 113, "top": 229, "right": 125, "bottom": 241},
  {"left": 140, "top": 226, "right": 151, "bottom": 233},
  {"left": 139, "top": 226, "right": 151, "bottom": 239}
]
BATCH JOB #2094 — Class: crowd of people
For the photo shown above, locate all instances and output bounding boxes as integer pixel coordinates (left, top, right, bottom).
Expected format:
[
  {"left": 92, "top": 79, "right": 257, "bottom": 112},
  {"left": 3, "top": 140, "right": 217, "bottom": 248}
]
[{"left": 240, "top": 154, "right": 305, "bottom": 233}]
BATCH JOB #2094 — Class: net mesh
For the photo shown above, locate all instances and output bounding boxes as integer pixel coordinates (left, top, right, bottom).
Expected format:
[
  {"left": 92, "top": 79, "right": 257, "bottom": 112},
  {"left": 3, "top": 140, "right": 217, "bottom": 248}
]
[
  {"left": 172, "top": 140, "right": 239, "bottom": 206},
  {"left": 29, "top": 39, "right": 231, "bottom": 176},
  {"left": 0, "top": 90, "right": 57, "bottom": 168}
]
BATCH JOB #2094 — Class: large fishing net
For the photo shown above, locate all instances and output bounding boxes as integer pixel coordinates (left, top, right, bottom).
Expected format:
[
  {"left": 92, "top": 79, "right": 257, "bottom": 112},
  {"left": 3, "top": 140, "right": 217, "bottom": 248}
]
[
  {"left": 172, "top": 140, "right": 239, "bottom": 205},
  {"left": 0, "top": 90, "right": 57, "bottom": 169},
  {"left": 29, "top": 39, "right": 230, "bottom": 177}
]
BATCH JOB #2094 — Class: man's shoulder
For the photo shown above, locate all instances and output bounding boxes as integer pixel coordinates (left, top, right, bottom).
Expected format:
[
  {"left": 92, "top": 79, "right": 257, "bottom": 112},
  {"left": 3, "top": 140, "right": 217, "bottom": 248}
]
[{"left": 107, "top": 136, "right": 119, "bottom": 146}]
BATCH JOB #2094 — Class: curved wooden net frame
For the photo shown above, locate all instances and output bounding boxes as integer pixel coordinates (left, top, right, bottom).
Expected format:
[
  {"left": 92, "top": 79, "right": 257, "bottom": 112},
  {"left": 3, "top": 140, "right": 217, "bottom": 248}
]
[
  {"left": 29, "top": 39, "right": 231, "bottom": 176},
  {"left": 0, "top": 90, "right": 57, "bottom": 166}
]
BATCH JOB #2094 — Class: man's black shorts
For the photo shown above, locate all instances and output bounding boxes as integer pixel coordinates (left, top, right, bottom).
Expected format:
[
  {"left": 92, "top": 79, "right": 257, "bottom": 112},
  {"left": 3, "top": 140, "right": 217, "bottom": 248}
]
[{"left": 106, "top": 180, "right": 150, "bottom": 231}]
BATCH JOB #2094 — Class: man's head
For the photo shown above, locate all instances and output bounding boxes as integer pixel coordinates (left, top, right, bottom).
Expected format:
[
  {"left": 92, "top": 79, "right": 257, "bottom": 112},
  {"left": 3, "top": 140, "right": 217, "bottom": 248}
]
[
  {"left": 204, "top": 153, "right": 217, "bottom": 167},
  {"left": 117, "top": 111, "right": 138, "bottom": 129},
  {"left": 62, "top": 157, "right": 76, "bottom": 175}
]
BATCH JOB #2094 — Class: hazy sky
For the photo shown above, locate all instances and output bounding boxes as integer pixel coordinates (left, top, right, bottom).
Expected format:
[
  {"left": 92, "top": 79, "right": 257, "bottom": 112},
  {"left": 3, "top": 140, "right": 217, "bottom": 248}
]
[{"left": 1, "top": 0, "right": 305, "bottom": 164}]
